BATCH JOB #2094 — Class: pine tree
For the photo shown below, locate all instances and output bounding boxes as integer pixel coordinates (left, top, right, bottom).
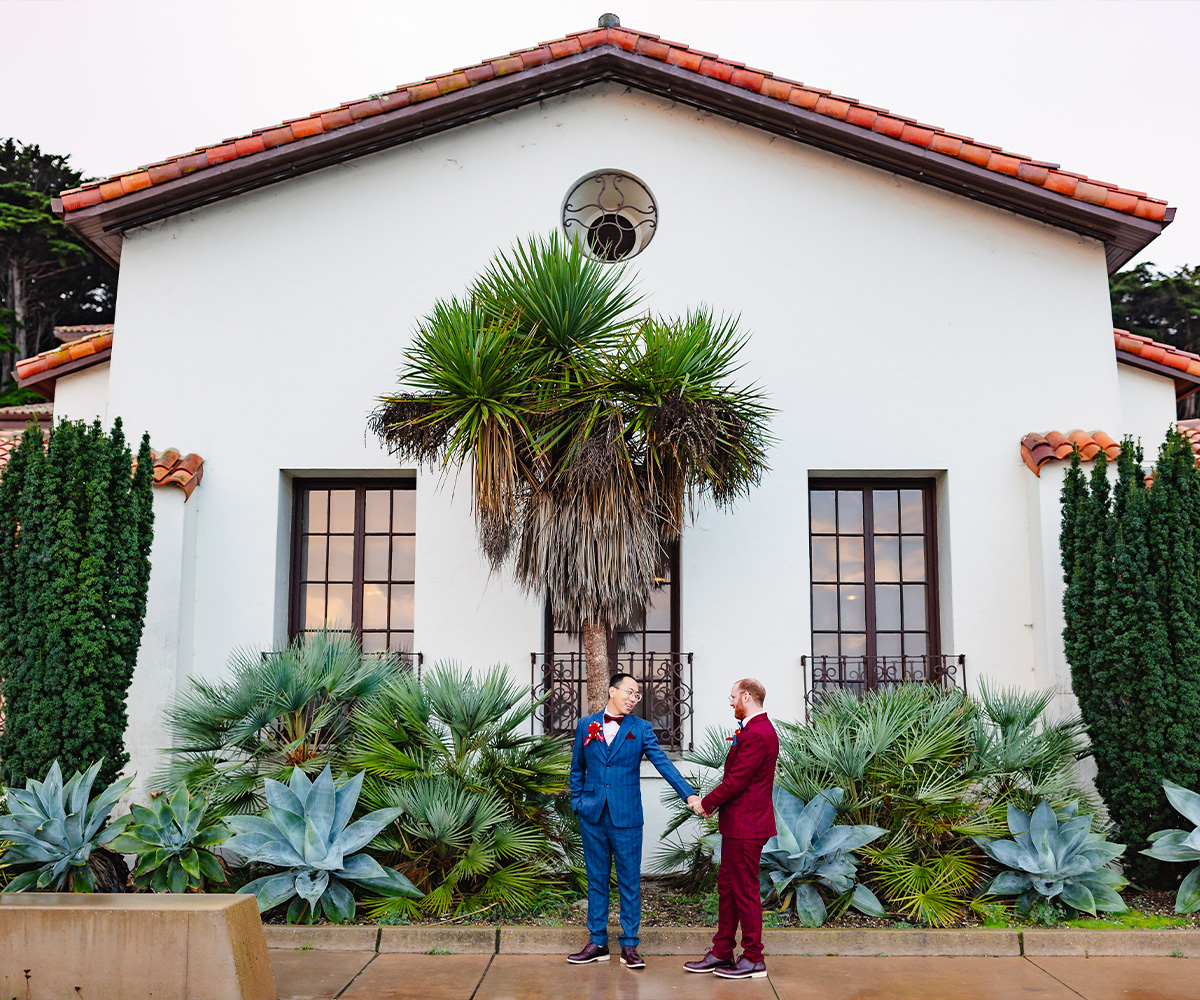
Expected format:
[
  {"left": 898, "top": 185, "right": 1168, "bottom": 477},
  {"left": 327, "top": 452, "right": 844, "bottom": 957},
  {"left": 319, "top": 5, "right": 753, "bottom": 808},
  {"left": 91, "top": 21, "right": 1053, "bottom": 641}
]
[{"left": 0, "top": 418, "right": 154, "bottom": 786}]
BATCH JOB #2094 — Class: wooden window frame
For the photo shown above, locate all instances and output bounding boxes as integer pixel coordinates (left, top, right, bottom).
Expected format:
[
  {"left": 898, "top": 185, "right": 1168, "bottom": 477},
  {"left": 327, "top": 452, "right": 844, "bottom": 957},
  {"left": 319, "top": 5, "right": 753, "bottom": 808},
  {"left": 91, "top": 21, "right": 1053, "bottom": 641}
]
[
  {"left": 288, "top": 477, "right": 416, "bottom": 645},
  {"left": 808, "top": 478, "right": 941, "bottom": 681}
]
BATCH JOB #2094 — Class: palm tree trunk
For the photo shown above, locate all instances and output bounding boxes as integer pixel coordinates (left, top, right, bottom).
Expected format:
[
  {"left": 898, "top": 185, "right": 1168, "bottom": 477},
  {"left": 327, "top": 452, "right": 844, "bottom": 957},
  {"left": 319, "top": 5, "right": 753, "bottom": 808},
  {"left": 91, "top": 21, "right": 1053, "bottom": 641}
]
[{"left": 582, "top": 620, "right": 610, "bottom": 713}]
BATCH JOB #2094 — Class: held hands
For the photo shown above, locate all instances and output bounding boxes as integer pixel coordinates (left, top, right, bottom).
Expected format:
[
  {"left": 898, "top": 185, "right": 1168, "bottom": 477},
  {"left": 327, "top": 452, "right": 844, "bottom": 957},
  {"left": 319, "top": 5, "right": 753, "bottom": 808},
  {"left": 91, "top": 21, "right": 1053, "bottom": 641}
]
[{"left": 686, "top": 794, "right": 708, "bottom": 818}]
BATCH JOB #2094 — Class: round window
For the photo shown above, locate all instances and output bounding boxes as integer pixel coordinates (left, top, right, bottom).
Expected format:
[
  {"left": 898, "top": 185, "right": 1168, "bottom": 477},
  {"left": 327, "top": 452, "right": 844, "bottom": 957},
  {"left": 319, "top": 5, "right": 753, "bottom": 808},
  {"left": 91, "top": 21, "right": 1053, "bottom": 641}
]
[{"left": 562, "top": 171, "right": 657, "bottom": 261}]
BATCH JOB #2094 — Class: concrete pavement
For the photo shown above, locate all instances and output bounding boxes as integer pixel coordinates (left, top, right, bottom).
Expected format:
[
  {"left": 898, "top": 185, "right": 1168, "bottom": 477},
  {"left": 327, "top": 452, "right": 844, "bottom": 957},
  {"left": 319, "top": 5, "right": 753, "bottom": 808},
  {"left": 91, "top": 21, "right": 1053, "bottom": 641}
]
[{"left": 270, "top": 950, "right": 1195, "bottom": 1000}]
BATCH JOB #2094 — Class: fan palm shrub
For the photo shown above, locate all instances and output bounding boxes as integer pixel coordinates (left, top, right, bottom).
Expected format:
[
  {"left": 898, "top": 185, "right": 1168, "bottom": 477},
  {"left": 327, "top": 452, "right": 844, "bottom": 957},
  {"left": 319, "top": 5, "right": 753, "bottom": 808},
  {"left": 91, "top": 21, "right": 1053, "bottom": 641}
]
[
  {"left": 345, "top": 661, "right": 575, "bottom": 917},
  {"left": 775, "top": 682, "right": 1093, "bottom": 926},
  {"left": 154, "top": 631, "right": 402, "bottom": 816},
  {"left": 370, "top": 232, "right": 772, "bottom": 711}
]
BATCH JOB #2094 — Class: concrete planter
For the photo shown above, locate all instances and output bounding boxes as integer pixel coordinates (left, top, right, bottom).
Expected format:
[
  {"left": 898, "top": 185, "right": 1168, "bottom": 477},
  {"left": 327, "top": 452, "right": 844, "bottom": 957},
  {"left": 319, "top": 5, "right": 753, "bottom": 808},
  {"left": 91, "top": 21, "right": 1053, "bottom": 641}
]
[{"left": 0, "top": 892, "right": 275, "bottom": 1000}]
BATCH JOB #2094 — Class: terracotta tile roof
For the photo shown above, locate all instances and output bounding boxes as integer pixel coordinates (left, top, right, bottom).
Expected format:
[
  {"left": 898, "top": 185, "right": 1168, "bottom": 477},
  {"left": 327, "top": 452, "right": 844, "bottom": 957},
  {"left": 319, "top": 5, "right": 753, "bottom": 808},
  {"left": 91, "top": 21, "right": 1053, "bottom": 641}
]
[
  {"left": 1114, "top": 328, "right": 1200, "bottom": 378},
  {"left": 1176, "top": 420, "right": 1200, "bottom": 460},
  {"left": 1022, "top": 430, "right": 1121, "bottom": 476},
  {"left": 57, "top": 23, "right": 1170, "bottom": 258},
  {"left": 54, "top": 324, "right": 116, "bottom": 343},
  {"left": 15, "top": 327, "right": 113, "bottom": 380},
  {"left": 0, "top": 434, "right": 204, "bottom": 501}
]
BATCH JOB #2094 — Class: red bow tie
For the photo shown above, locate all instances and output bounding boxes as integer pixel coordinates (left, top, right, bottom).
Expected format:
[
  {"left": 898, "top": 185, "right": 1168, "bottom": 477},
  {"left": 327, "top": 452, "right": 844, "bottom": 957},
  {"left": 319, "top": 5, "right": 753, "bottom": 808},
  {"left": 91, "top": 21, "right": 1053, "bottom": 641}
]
[{"left": 604, "top": 714, "right": 624, "bottom": 724}]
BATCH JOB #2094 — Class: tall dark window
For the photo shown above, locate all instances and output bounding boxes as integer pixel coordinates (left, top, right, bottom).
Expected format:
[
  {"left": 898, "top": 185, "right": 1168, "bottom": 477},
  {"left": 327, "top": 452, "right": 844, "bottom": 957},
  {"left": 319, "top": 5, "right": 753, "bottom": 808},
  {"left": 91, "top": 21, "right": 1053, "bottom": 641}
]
[
  {"left": 808, "top": 480, "right": 940, "bottom": 689},
  {"left": 289, "top": 480, "right": 415, "bottom": 654}
]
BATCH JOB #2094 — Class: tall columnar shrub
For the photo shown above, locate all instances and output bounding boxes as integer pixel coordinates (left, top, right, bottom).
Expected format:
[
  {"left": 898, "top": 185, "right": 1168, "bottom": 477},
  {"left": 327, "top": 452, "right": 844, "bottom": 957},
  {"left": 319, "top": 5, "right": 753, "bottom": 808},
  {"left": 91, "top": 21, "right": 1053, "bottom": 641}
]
[
  {"left": 0, "top": 418, "right": 154, "bottom": 787},
  {"left": 1060, "top": 429, "right": 1200, "bottom": 884}
]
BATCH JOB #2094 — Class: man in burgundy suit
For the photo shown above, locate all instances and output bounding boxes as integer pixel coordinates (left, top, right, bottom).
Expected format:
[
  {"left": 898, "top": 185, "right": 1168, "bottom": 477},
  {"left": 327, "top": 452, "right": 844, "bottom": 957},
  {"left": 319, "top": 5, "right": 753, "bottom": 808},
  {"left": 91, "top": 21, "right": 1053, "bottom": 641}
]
[{"left": 683, "top": 677, "right": 779, "bottom": 980}]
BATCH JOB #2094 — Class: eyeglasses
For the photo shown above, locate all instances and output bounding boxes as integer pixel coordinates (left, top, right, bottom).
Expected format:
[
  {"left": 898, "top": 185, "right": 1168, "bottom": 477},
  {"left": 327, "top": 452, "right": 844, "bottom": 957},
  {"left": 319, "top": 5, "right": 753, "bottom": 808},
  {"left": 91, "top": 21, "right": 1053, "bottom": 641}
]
[
  {"left": 728, "top": 692, "right": 745, "bottom": 704},
  {"left": 616, "top": 687, "right": 641, "bottom": 703}
]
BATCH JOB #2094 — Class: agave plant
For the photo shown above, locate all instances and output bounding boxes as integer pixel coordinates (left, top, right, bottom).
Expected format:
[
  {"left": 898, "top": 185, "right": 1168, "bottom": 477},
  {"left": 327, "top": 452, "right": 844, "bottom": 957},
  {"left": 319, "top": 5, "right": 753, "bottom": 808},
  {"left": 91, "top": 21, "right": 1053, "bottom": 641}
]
[
  {"left": 108, "top": 785, "right": 230, "bottom": 892},
  {"left": 1140, "top": 780, "right": 1200, "bottom": 913},
  {"left": 0, "top": 760, "right": 132, "bottom": 891},
  {"left": 761, "top": 787, "right": 887, "bottom": 926},
  {"left": 346, "top": 662, "right": 575, "bottom": 917},
  {"left": 225, "top": 765, "right": 419, "bottom": 923},
  {"left": 155, "top": 630, "right": 403, "bottom": 815},
  {"left": 974, "top": 800, "right": 1127, "bottom": 916}
]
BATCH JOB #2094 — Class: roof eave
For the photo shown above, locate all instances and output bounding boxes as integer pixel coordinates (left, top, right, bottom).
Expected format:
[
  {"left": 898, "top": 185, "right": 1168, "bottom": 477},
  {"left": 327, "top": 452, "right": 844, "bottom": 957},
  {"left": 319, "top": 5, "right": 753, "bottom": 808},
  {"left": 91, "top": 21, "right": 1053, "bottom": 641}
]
[
  {"left": 15, "top": 349, "right": 112, "bottom": 399},
  {"left": 58, "top": 47, "right": 1169, "bottom": 274},
  {"left": 1116, "top": 349, "right": 1200, "bottom": 399}
]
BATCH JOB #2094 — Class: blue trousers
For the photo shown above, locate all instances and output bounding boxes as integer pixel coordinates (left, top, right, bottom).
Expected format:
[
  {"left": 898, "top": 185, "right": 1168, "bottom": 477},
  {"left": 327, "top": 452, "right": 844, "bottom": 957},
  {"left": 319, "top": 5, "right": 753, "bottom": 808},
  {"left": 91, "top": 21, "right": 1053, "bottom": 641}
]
[{"left": 578, "top": 804, "right": 643, "bottom": 947}]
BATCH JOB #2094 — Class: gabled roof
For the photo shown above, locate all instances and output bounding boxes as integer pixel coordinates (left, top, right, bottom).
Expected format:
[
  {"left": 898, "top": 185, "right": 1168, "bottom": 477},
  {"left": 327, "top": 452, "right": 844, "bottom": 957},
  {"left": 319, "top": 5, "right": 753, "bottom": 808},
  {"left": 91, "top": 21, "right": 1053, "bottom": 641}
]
[
  {"left": 1114, "top": 329, "right": 1200, "bottom": 402},
  {"left": 14, "top": 326, "right": 113, "bottom": 399},
  {"left": 55, "top": 21, "right": 1170, "bottom": 273}
]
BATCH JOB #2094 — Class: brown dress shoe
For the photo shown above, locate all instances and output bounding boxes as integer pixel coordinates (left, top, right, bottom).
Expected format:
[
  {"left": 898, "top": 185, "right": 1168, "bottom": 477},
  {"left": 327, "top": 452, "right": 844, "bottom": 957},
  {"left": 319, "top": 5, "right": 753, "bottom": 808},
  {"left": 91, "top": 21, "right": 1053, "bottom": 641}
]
[
  {"left": 567, "top": 942, "right": 610, "bottom": 964},
  {"left": 620, "top": 945, "right": 645, "bottom": 969},
  {"left": 712, "top": 956, "right": 768, "bottom": 979},
  {"left": 683, "top": 951, "right": 735, "bottom": 973}
]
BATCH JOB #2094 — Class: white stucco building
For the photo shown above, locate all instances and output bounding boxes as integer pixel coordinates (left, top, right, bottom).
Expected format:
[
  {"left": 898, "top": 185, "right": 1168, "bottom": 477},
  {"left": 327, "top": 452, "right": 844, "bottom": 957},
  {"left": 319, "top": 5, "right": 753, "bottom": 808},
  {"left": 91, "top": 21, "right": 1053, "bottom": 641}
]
[{"left": 13, "top": 19, "right": 1190, "bottom": 855}]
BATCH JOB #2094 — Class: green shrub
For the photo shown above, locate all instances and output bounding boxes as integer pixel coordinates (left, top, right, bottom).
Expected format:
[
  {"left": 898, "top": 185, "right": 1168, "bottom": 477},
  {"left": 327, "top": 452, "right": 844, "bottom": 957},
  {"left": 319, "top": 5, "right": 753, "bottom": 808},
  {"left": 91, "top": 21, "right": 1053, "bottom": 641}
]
[
  {"left": 0, "top": 419, "right": 154, "bottom": 787},
  {"left": 108, "top": 785, "right": 230, "bottom": 892},
  {"left": 345, "top": 661, "right": 575, "bottom": 917},
  {"left": 154, "top": 631, "right": 401, "bottom": 816},
  {"left": 1060, "top": 430, "right": 1200, "bottom": 885},
  {"left": 225, "top": 766, "right": 419, "bottom": 923},
  {"left": 0, "top": 760, "right": 131, "bottom": 891}
]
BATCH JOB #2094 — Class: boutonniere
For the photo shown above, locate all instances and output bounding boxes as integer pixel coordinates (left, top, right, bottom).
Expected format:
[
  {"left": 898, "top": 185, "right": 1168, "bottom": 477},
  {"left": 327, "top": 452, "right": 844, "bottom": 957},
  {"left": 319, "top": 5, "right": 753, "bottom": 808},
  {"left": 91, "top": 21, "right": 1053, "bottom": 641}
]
[
  {"left": 725, "top": 726, "right": 743, "bottom": 748},
  {"left": 584, "top": 721, "right": 605, "bottom": 746}
]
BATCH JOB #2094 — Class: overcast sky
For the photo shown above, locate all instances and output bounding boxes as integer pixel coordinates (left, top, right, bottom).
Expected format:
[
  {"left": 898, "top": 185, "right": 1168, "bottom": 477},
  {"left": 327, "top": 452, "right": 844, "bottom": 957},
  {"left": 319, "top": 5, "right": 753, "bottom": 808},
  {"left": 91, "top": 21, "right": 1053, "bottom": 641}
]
[{"left": 3, "top": 0, "right": 1197, "bottom": 271}]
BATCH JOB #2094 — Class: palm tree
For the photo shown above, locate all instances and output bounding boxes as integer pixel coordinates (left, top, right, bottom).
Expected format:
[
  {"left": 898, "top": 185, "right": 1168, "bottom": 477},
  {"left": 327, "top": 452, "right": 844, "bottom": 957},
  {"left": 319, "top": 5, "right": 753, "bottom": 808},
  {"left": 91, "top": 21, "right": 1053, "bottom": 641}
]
[{"left": 370, "top": 232, "right": 771, "bottom": 711}]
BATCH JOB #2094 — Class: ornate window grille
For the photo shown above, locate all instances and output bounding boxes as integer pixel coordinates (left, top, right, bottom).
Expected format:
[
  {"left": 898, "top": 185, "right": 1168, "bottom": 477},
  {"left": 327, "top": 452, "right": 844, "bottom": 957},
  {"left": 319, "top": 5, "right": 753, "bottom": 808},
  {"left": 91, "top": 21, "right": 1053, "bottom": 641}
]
[{"left": 562, "top": 170, "right": 657, "bottom": 261}]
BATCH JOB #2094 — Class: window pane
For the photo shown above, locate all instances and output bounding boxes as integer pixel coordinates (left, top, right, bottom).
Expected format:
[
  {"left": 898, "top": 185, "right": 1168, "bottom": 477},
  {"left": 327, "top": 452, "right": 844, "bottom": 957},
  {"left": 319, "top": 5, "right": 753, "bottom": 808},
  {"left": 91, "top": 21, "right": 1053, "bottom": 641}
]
[
  {"left": 302, "top": 584, "right": 324, "bottom": 628},
  {"left": 364, "top": 537, "right": 389, "bottom": 581},
  {"left": 877, "top": 632, "right": 902, "bottom": 656},
  {"left": 646, "top": 587, "right": 671, "bottom": 630},
  {"left": 329, "top": 490, "right": 356, "bottom": 533},
  {"left": 838, "top": 536, "right": 865, "bottom": 583},
  {"left": 389, "top": 633, "right": 414, "bottom": 654},
  {"left": 391, "top": 537, "right": 415, "bottom": 581},
  {"left": 837, "top": 491, "right": 863, "bottom": 533},
  {"left": 876, "top": 584, "right": 901, "bottom": 630},
  {"left": 390, "top": 584, "right": 414, "bottom": 631},
  {"left": 393, "top": 489, "right": 416, "bottom": 533},
  {"left": 900, "top": 489, "right": 924, "bottom": 533},
  {"left": 812, "top": 585, "right": 838, "bottom": 630},
  {"left": 901, "top": 537, "right": 925, "bottom": 581},
  {"left": 812, "top": 633, "right": 840, "bottom": 656},
  {"left": 840, "top": 585, "right": 866, "bottom": 630},
  {"left": 326, "top": 584, "right": 353, "bottom": 628},
  {"left": 874, "top": 536, "right": 900, "bottom": 582},
  {"left": 645, "top": 632, "right": 673, "bottom": 654},
  {"left": 904, "top": 632, "right": 927, "bottom": 656},
  {"left": 328, "top": 536, "right": 354, "bottom": 581},
  {"left": 903, "top": 584, "right": 927, "bottom": 630},
  {"left": 873, "top": 490, "right": 899, "bottom": 533},
  {"left": 841, "top": 633, "right": 866, "bottom": 657},
  {"left": 303, "top": 536, "right": 326, "bottom": 581},
  {"left": 613, "top": 630, "right": 640, "bottom": 654},
  {"left": 365, "top": 490, "right": 391, "bottom": 533},
  {"left": 811, "top": 537, "right": 837, "bottom": 582},
  {"left": 810, "top": 491, "right": 837, "bottom": 533},
  {"left": 363, "top": 583, "right": 387, "bottom": 629},
  {"left": 362, "top": 632, "right": 387, "bottom": 654},
  {"left": 307, "top": 491, "right": 328, "bottom": 533}
]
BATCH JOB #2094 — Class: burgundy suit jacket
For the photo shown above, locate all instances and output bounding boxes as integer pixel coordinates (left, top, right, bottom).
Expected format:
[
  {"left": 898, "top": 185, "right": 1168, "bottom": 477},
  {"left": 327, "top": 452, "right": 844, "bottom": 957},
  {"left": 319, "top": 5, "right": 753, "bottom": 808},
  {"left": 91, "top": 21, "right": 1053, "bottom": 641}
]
[{"left": 701, "top": 712, "right": 779, "bottom": 840}]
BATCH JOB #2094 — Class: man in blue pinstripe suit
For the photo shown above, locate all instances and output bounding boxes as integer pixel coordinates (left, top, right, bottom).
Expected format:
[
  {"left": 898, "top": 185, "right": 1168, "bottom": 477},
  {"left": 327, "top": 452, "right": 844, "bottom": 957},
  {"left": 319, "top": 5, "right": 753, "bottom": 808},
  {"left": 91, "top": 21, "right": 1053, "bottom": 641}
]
[{"left": 567, "top": 672, "right": 702, "bottom": 970}]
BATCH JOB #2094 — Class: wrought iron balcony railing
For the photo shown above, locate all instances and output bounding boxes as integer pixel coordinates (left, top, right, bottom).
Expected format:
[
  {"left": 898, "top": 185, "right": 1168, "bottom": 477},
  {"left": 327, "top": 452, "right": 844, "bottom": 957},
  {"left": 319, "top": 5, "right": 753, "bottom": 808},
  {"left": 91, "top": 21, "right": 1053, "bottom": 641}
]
[
  {"left": 530, "top": 651, "right": 694, "bottom": 751},
  {"left": 802, "top": 654, "right": 966, "bottom": 705}
]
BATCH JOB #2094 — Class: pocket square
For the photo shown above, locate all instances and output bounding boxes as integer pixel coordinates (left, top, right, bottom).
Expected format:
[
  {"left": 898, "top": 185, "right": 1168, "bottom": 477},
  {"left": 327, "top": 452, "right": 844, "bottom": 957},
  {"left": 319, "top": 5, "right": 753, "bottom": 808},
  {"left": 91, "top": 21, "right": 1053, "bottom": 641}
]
[{"left": 625, "top": 732, "right": 635, "bottom": 740}]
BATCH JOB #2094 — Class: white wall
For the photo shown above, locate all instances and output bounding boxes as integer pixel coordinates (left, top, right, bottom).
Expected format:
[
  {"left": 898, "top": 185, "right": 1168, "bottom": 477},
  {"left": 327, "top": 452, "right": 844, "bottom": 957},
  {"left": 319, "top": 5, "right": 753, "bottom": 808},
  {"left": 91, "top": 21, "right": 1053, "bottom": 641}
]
[
  {"left": 101, "top": 84, "right": 1144, "bottom": 855},
  {"left": 53, "top": 364, "right": 110, "bottom": 424}
]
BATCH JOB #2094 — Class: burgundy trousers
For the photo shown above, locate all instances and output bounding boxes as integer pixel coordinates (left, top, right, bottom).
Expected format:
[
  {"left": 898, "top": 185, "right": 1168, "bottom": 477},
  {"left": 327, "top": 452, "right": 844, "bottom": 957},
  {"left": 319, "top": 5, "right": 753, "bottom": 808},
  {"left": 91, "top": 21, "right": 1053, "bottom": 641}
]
[{"left": 711, "top": 836, "right": 769, "bottom": 963}]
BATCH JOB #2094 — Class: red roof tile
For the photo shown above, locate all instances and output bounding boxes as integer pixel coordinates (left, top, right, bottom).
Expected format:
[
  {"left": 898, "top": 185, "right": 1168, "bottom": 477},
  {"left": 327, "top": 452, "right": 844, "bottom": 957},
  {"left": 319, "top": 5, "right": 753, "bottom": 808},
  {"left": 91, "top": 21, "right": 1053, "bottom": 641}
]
[
  {"left": 1113, "top": 328, "right": 1200, "bottom": 379},
  {"left": 15, "top": 327, "right": 113, "bottom": 382},
  {"left": 57, "top": 23, "right": 1170, "bottom": 230},
  {"left": 1022, "top": 424, "right": 1200, "bottom": 477},
  {"left": 54, "top": 324, "right": 116, "bottom": 343}
]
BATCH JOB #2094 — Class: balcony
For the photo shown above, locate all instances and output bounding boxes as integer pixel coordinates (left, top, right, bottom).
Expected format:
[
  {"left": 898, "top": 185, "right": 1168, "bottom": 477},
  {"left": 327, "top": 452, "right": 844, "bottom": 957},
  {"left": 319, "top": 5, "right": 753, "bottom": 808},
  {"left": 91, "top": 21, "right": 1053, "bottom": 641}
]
[
  {"left": 530, "top": 651, "right": 694, "bottom": 751},
  {"left": 802, "top": 653, "right": 966, "bottom": 705}
]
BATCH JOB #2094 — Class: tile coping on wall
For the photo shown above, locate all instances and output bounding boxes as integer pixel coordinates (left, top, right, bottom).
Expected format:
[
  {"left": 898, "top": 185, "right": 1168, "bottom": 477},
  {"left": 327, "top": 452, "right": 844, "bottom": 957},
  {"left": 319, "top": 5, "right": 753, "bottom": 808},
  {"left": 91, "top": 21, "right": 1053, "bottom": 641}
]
[{"left": 261, "top": 924, "right": 1200, "bottom": 957}]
